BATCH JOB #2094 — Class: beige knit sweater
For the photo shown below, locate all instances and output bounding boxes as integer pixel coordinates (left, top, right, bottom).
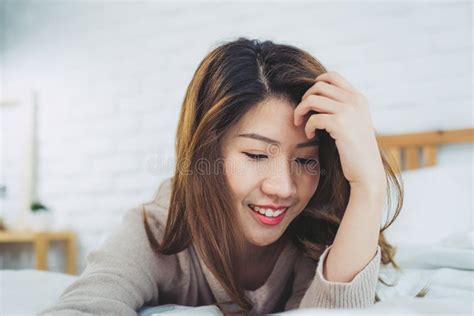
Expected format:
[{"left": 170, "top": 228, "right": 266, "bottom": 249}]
[{"left": 40, "top": 177, "right": 381, "bottom": 315}]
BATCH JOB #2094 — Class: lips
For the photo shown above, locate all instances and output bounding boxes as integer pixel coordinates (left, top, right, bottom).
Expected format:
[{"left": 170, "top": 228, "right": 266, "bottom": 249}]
[
  {"left": 249, "top": 204, "right": 290, "bottom": 210},
  {"left": 247, "top": 204, "right": 288, "bottom": 225}
]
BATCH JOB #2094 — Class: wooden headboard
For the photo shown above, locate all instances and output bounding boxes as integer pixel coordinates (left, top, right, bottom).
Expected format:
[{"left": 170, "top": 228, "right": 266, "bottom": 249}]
[{"left": 376, "top": 128, "right": 474, "bottom": 172}]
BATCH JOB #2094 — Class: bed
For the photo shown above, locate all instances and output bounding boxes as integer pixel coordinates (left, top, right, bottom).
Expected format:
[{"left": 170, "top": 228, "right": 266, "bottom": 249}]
[{"left": 1, "top": 128, "right": 473, "bottom": 316}]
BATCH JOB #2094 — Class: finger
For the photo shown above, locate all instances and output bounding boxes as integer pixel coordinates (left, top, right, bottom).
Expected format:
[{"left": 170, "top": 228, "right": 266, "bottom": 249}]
[
  {"left": 294, "top": 95, "right": 342, "bottom": 126},
  {"left": 301, "top": 80, "right": 352, "bottom": 103},
  {"left": 315, "top": 71, "right": 358, "bottom": 93},
  {"left": 304, "top": 113, "right": 333, "bottom": 139}
]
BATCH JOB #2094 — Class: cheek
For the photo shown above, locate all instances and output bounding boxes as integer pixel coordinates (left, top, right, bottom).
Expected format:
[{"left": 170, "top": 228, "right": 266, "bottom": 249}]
[
  {"left": 298, "top": 172, "right": 320, "bottom": 201},
  {"left": 224, "top": 155, "right": 259, "bottom": 198}
]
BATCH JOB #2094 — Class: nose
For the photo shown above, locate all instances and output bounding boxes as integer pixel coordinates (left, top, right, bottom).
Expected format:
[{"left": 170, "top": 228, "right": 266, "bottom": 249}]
[{"left": 261, "top": 158, "right": 297, "bottom": 200}]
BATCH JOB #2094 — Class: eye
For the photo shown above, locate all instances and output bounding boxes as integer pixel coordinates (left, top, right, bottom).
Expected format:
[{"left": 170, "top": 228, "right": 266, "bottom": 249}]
[
  {"left": 243, "top": 152, "right": 268, "bottom": 161},
  {"left": 295, "top": 158, "right": 319, "bottom": 166}
]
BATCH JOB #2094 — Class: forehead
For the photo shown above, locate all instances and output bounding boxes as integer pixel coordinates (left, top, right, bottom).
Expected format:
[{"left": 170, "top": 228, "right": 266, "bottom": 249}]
[
  {"left": 238, "top": 97, "right": 295, "bottom": 130},
  {"left": 224, "top": 97, "right": 318, "bottom": 147}
]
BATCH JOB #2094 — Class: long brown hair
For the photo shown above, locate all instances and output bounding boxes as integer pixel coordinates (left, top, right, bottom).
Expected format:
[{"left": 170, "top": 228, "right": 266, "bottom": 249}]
[{"left": 143, "top": 37, "right": 403, "bottom": 314}]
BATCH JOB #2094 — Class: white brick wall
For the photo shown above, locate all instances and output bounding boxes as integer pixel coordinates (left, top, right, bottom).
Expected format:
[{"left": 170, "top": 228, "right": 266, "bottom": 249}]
[{"left": 0, "top": 1, "right": 472, "bottom": 273}]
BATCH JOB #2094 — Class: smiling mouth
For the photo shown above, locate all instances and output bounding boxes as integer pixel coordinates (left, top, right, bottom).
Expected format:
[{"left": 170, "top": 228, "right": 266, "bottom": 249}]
[
  {"left": 248, "top": 204, "right": 288, "bottom": 225},
  {"left": 248, "top": 204, "right": 289, "bottom": 218}
]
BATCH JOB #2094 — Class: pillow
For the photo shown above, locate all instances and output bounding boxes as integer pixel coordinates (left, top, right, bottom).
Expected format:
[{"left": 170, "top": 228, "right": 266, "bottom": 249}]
[
  {"left": 382, "top": 164, "right": 472, "bottom": 246},
  {"left": 0, "top": 269, "right": 77, "bottom": 315}
]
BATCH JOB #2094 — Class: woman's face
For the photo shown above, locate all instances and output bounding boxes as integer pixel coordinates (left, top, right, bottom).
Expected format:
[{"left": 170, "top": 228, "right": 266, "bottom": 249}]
[{"left": 221, "top": 97, "right": 320, "bottom": 247}]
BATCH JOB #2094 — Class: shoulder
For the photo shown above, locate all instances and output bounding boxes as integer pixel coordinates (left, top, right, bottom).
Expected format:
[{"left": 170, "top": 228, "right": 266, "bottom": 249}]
[
  {"left": 109, "top": 176, "right": 197, "bottom": 278},
  {"left": 131, "top": 176, "right": 174, "bottom": 239},
  {"left": 152, "top": 176, "right": 173, "bottom": 210},
  {"left": 103, "top": 177, "right": 173, "bottom": 255}
]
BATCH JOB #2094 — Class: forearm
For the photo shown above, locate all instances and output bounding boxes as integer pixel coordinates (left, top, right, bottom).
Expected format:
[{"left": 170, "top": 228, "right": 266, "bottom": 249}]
[{"left": 323, "top": 184, "right": 385, "bottom": 283}]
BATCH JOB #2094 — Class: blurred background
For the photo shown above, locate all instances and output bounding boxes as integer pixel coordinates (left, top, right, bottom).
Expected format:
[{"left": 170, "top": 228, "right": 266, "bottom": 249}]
[{"left": 0, "top": 0, "right": 472, "bottom": 274}]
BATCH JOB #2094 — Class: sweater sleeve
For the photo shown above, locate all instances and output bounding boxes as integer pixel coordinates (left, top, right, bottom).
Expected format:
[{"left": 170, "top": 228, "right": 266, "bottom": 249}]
[
  {"left": 286, "top": 244, "right": 381, "bottom": 310},
  {"left": 38, "top": 205, "right": 164, "bottom": 316}
]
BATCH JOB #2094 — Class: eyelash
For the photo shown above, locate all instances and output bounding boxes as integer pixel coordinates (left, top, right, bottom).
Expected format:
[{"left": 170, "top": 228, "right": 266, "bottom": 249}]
[{"left": 243, "top": 152, "right": 317, "bottom": 165}]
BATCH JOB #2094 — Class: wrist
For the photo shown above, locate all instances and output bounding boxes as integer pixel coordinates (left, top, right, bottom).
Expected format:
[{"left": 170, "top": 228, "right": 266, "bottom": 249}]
[
  {"left": 350, "top": 180, "right": 386, "bottom": 192},
  {"left": 350, "top": 181, "right": 386, "bottom": 205}
]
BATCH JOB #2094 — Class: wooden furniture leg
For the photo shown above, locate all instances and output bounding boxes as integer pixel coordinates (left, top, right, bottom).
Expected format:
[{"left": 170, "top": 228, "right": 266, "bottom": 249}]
[
  {"left": 34, "top": 233, "right": 48, "bottom": 270},
  {"left": 65, "top": 233, "right": 77, "bottom": 275}
]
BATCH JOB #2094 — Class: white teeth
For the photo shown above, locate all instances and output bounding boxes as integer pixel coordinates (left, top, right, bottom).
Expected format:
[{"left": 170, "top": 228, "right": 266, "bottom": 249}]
[
  {"left": 265, "top": 209, "right": 274, "bottom": 217},
  {"left": 250, "top": 205, "right": 286, "bottom": 218},
  {"left": 273, "top": 209, "right": 284, "bottom": 216},
  {"left": 255, "top": 206, "right": 269, "bottom": 215}
]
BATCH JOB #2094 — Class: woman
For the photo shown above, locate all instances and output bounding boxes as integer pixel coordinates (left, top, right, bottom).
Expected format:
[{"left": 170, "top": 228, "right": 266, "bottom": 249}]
[{"left": 40, "top": 38, "right": 401, "bottom": 315}]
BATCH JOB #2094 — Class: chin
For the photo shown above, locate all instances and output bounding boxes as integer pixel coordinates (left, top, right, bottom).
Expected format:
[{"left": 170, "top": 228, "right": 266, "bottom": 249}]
[{"left": 247, "top": 232, "right": 281, "bottom": 247}]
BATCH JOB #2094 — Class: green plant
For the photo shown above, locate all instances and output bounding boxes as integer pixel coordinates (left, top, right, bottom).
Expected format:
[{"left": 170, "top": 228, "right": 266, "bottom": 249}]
[{"left": 30, "top": 201, "right": 49, "bottom": 213}]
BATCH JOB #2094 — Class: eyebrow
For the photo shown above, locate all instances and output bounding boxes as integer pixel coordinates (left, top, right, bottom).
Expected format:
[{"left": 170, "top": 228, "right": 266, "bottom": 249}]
[{"left": 237, "top": 133, "right": 320, "bottom": 148}]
